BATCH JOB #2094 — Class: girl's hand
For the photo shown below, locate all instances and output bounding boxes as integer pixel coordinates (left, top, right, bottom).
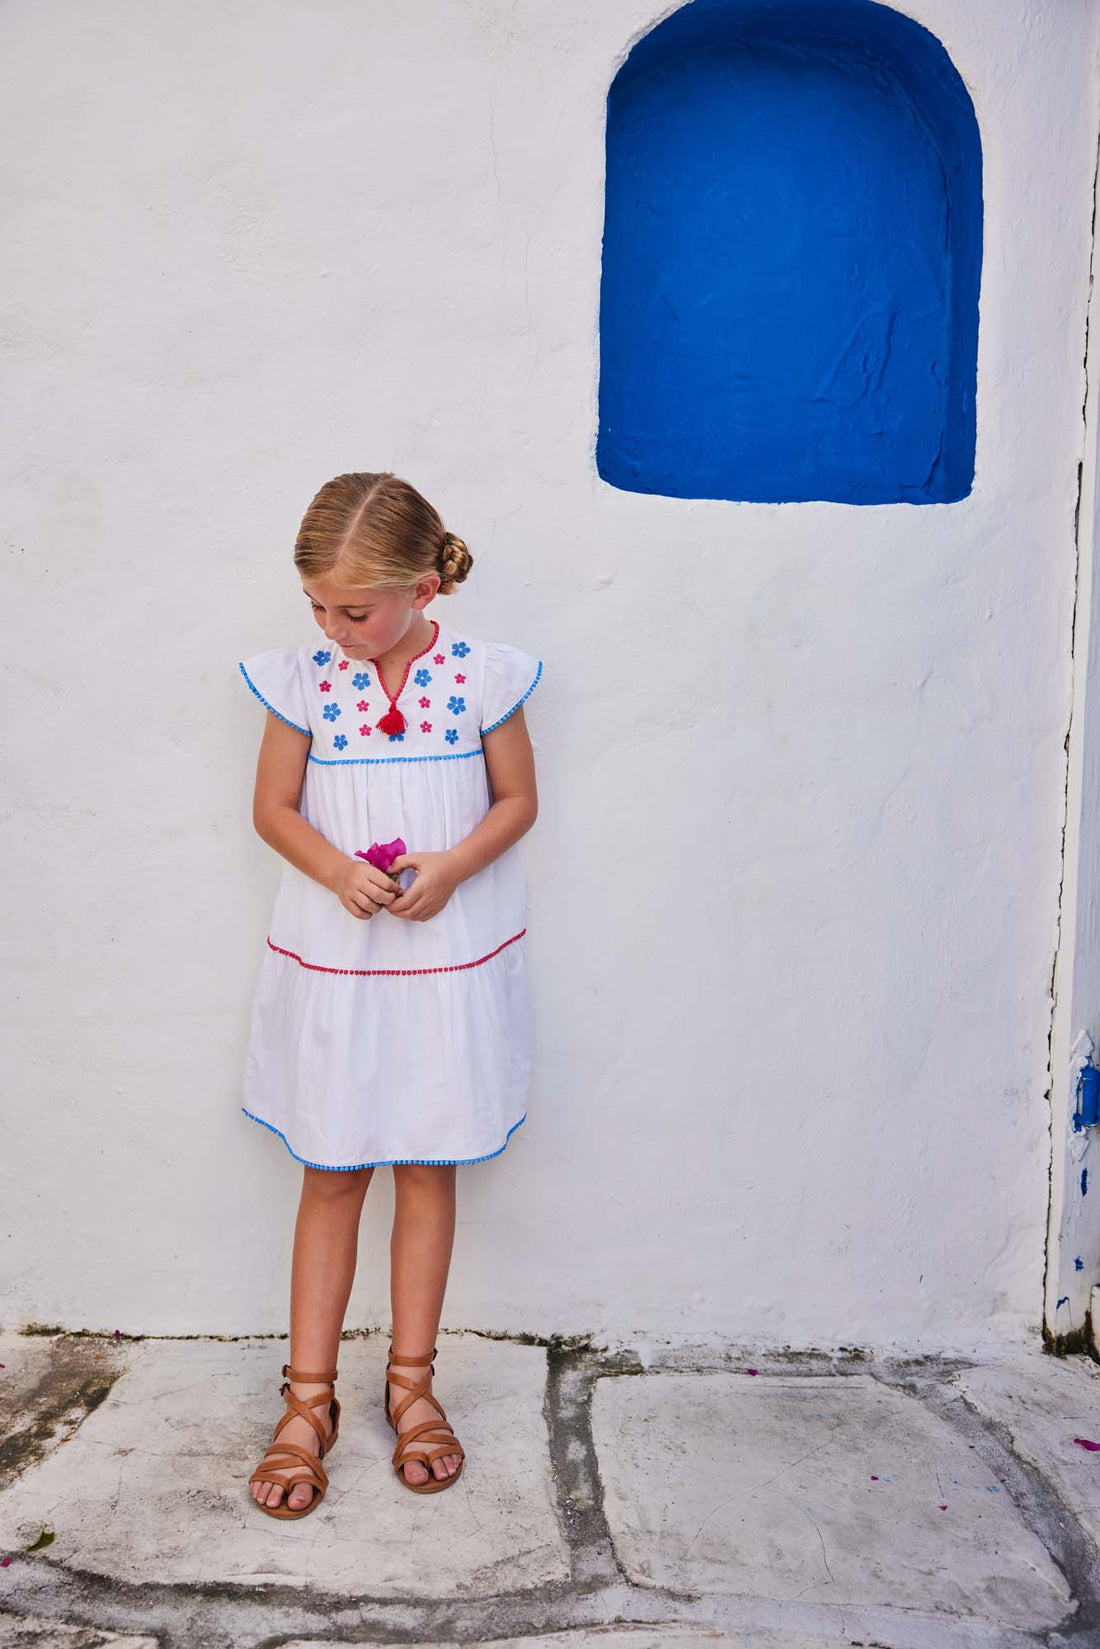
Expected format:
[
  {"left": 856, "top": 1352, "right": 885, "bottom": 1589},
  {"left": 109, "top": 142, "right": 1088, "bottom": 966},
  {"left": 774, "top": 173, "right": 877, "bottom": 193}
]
[
  {"left": 386, "top": 850, "right": 461, "bottom": 922},
  {"left": 326, "top": 855, "right": 400, "bottom": 921}
]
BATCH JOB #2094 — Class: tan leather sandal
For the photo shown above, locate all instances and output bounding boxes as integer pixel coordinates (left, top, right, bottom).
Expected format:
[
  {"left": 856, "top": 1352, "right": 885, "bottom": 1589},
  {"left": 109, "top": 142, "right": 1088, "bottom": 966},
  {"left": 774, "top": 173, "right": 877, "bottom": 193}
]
[
  {"left": 248, "top": 1361, "right": 340, "bottom": 1520},
  {"left": 384, "top": 1344, "right": 465, "bottom": 1493}
]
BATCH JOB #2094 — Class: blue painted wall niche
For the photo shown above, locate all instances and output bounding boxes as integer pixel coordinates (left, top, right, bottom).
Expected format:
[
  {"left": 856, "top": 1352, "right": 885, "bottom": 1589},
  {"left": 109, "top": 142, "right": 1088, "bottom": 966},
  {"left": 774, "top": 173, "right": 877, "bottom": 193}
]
[{"left": 596, "top": 0, "right": 982, "bottom": 504}]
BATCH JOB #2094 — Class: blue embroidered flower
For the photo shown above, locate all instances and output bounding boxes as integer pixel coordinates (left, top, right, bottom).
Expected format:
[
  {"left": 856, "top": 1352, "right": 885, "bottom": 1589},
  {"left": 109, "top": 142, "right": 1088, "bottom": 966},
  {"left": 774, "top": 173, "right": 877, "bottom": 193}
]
[
  {"left": 451, "top": 641, "right": 470, "bottom": 658},
  {"left": 322, "top": 702, "right": 342, "bottom": 722},
  {"left": 352, "top": 671, "right": 371, "bottom": 689},
  {"left": 387, "top": 730, "right": 406, "bottom": 742},
  {"left": 447, "top": 695, "right": 466, "bottom": 716},
  {"left": 332, "top": 732, "right": 348, "bottom": 750},
  {"left": 414, "top": 667, "right": 432, "bottom": 687},
  {"left": 313, "top": 649, "right": 332, "bottom": 665},
  {"left": 445, "top": 727, "right": 458, "bottom": 745}
]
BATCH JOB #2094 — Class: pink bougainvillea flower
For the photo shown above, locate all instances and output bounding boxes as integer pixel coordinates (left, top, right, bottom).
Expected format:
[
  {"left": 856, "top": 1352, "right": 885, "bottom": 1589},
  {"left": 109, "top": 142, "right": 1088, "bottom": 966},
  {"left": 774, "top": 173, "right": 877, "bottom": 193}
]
[
  {"left": 355, "top": 837, "right": 407, "bottom": 876},
  {"left": 1074, "top": 1437, "right": 1100, "bottom": 1451}
]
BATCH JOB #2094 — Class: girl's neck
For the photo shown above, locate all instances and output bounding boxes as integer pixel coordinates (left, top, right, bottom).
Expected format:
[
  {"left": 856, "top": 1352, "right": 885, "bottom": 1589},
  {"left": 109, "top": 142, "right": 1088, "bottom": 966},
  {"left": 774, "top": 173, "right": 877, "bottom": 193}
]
[{"left": 373, "top": 613, "right": 437, "bottom": 672}]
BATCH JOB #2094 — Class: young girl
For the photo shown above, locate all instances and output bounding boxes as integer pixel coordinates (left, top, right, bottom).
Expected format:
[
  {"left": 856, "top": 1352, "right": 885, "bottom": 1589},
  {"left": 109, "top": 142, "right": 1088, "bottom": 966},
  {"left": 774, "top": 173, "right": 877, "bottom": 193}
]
[{"left": 237, "top": 471, "right": 543, "bottom": 1517}]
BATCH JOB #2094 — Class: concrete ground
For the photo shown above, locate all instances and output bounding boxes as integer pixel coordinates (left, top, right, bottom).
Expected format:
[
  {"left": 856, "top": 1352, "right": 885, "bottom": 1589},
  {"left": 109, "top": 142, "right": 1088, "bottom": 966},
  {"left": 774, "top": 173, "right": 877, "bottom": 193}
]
[{"left": 1, "top": 1332, "right": 1099, "bottom": 1648}]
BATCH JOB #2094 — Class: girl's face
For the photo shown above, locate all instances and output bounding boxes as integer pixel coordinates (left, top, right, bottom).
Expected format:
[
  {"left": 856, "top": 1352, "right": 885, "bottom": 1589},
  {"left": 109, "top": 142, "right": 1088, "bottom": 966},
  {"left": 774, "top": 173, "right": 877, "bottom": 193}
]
[{"left": 302, "top": 571, "right": 438, "bottom": 660}]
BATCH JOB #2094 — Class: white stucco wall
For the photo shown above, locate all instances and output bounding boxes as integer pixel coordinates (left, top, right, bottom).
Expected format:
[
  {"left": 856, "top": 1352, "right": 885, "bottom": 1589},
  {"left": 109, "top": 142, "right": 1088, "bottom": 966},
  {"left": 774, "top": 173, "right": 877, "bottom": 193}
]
[{"left": 3, "top": 0, "right": 1099, "bottom": 1356}]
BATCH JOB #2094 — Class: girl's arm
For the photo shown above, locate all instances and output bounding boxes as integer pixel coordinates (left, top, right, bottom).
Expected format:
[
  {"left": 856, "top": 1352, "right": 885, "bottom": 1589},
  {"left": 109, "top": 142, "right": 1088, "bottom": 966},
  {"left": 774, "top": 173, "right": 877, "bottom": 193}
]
[
  {"left": 446, "top": 708, "right": 539, "bottom": 884},
  {"left": 250, "top": 713, "right": 396, "bottom": 912}
]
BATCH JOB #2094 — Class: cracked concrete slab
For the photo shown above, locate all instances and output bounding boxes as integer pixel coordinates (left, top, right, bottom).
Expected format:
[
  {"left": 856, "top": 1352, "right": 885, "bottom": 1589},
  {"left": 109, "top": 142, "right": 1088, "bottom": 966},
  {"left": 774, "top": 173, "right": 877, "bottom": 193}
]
[
  {"left": 281, "top": 1631, "right": 861, "bottom": 1648},
  {"left": 0, "top": 1333, "right": 567, "bottom": 1598},
  {"left": 1, "top": 1336, "right": 1098, "bottom": 1648},
  {"left": 591, "top": 1368, "right": 1071, "bottom": 1631},
  {"left": 953, "top": 1346, "right": 1100, "bottom": 1548},
  {"left": 0, "top": 1621, "right": 157, "bottom": 1647},
  {"left": 0, "top": 1334, "right": 129, "bottom": 1494}
]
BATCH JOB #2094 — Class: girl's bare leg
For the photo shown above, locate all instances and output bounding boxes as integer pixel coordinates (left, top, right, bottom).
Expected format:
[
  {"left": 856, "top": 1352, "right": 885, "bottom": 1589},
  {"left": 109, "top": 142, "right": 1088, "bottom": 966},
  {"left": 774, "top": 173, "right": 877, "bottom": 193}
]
[
  {"left": 251, "top": 1164, "right": 373, "bottom": 1511},
  {"left": 388, "top": 1163, "right": 463, "bottom": 1486}
]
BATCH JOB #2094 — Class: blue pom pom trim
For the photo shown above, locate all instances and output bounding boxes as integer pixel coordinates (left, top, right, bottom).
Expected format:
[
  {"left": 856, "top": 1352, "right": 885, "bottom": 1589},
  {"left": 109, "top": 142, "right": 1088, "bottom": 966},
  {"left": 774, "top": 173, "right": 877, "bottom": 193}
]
[
  {"left": 307, "top": 748, "right": 485, "bottom": 766},
  {"left": 481, "top": 660, "right": 543, "bottom": 735},
  {"left": 238, "top": 663, "right": 311, "bottom": 736},
  {"left": 241, "top": 1107, "right": 527, "bottom": 1170}
]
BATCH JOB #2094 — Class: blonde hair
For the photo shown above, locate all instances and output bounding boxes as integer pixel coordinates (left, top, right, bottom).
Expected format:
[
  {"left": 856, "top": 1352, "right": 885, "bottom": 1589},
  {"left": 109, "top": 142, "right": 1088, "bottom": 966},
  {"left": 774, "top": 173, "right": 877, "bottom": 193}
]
[{"left": 293, "top": 471, "right": 473, "bottom": 597}]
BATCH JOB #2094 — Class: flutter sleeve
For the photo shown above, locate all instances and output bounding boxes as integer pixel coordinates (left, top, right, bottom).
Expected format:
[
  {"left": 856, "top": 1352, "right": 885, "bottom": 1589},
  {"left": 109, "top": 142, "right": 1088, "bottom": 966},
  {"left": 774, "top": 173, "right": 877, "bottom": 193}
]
[
  {"left": 480, "top": 640, "right": 544, "bottom": 734},
  {"left": 238, "top": 647, "right": 312, "bottom": 736}
]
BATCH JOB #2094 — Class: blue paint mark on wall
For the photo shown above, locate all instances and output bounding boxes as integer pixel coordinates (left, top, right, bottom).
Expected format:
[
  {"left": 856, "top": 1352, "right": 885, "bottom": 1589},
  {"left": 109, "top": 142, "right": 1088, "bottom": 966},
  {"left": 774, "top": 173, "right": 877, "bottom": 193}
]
[
  {"left": 1057, "top": 1296, "right": 1070, "bottom": 1310},
  {"left": 597, "top": 0, "right": 982, "bottom": 503},
  {"left": 1082, "top": 1167, "right": 1089, "bottom": 1197},
  {"left": 1075, "top": 1256, "right": 1084, "bottom": 1271}
]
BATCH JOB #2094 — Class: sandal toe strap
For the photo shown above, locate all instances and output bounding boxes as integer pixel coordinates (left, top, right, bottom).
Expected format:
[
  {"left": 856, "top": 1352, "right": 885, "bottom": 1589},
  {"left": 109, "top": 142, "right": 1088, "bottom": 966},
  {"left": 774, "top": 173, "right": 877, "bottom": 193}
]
[
  {"left": 250, "top": 1444, "right": 329, "bottom": 1495},
  {"left": 392, "top": 1420, "right": 465, "bottom": 1470}
]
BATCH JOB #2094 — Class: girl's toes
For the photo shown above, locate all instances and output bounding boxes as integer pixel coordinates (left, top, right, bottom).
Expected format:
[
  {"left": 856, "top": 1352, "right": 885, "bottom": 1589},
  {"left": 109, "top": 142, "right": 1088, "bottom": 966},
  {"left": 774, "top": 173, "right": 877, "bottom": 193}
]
[
  {"left": 288, "top": 1482, "right": 314, "bottom": 1509},
  {"left": 403, "top": 1460, "right": 428, "bottom": 1485}
]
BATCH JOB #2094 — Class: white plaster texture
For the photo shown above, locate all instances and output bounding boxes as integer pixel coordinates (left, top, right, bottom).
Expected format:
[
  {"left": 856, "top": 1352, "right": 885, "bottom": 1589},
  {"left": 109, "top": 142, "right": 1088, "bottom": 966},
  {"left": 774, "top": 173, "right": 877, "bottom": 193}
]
[{"left": 1, "top": 0, "right": 1099, "bottom": 1351}]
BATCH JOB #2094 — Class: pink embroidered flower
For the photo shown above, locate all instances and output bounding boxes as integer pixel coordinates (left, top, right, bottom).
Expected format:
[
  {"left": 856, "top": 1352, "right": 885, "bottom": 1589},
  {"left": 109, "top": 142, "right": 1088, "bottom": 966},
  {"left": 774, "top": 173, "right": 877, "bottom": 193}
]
[
  {"left": 337, "top": 660, "right": 349, "bottom": 671},
  {"left": 319, "top": 680, "right": 332, "bottom": 693},
  {"left": 359, "top": 724, "right": 372, "bottom": 736},
  {"left": 357, "top": 699, "right": 370, "bottom": 712},
  {"left": 433, "top": 653, "right": 445, "bottom": 664},
  {"left": 454, "top": 673, "right": 466, "bottom": 684},
  {"left": 420, "top": 721, "right": 432, "bottom": 733},
  {"left": 419, "top": 696, "right": 431, "bottom": 708}
]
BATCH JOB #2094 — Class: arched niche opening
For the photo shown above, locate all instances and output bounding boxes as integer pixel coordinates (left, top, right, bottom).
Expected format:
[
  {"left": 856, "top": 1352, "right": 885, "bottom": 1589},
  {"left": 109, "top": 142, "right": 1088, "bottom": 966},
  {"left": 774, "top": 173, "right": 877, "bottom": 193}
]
[{"left": 597, "top": 0, "right": 982, "bottom": 503}]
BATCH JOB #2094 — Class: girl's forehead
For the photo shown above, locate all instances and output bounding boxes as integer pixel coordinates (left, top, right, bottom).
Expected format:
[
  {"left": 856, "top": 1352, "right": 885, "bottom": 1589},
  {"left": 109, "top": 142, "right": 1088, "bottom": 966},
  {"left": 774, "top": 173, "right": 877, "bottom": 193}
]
[{"left": 302, "top": 576, "right": 392, "bottom": 603}]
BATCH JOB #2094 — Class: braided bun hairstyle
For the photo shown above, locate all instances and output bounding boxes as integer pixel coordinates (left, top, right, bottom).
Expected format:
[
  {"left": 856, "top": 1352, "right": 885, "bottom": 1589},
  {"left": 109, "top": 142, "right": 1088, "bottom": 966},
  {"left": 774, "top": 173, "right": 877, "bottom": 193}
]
[
  {"left": 294, "top": 470, "right": 474, "bottom": 597},
  {"left": 437, "top": 529, "right": 473, "bottom": 595}
]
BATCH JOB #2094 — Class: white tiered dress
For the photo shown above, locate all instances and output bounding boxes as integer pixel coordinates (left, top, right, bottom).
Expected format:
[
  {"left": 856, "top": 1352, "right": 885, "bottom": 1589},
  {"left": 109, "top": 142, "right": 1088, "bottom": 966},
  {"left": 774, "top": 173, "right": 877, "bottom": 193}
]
[{"left": 236, "top": 614, "right": 543, "bottom": 1171}]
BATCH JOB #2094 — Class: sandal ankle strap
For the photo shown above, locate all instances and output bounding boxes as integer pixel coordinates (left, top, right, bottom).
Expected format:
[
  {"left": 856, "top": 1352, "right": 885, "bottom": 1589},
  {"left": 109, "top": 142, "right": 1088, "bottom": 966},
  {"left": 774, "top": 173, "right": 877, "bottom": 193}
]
[
  {"left": 282, "top": 1363, "right": 338, "bottom": 1382},
  {"left": 386, "top": 1346, "right": 436, "bottom": 1366}
]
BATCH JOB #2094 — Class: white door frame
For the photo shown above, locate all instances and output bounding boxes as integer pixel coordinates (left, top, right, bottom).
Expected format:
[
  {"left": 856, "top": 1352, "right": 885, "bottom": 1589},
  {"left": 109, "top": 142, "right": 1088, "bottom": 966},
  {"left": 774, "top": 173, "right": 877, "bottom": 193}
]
[{"left": 1045, "top": 132, "right": 1100, "bottom": 1350}]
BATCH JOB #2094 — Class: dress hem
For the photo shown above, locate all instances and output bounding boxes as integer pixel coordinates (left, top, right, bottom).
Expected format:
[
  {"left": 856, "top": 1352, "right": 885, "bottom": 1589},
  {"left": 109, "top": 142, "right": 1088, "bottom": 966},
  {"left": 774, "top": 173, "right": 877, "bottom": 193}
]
[{"left": 241, "top": 1106, "right": 527, "bottom": 1170}]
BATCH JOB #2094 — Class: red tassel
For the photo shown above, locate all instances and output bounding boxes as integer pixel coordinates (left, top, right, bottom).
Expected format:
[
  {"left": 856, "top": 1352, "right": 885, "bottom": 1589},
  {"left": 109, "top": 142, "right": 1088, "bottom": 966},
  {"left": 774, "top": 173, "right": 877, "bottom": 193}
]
[{"left": 377, "top": 706, "right": 406, "bottom": 736}]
